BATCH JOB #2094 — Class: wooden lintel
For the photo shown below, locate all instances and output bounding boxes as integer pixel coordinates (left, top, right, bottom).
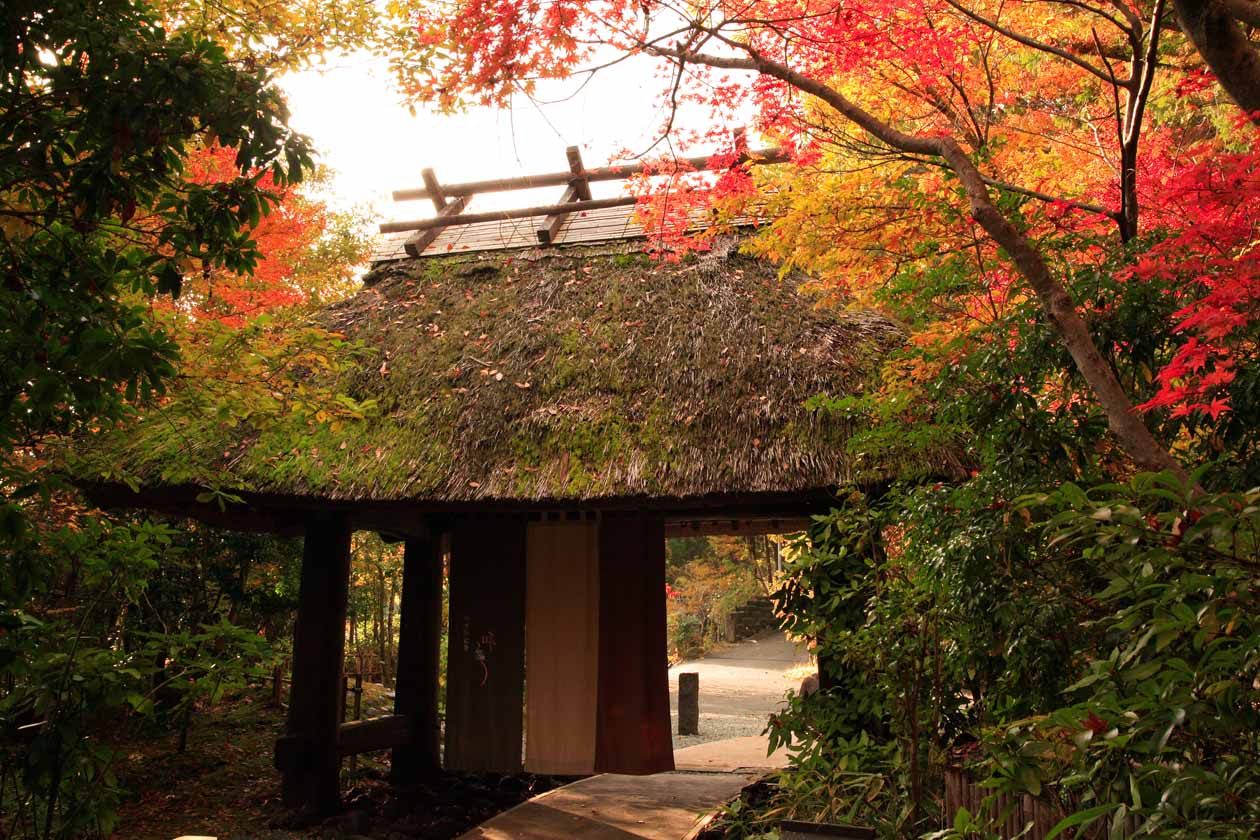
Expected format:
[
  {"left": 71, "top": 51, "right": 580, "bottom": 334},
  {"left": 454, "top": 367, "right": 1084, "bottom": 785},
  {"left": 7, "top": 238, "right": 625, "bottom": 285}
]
[
  {"left": 391, "top": 147, "right": 788, "bottom": 202},
  {"left": 664, "top": 516, "right": 814, "bottom": 538},
  {"left": 403, "top": 194, "right": 470, "bottom": 257},
  {"left": 338, "top": 714, "right": 413, "bottom": 757}
]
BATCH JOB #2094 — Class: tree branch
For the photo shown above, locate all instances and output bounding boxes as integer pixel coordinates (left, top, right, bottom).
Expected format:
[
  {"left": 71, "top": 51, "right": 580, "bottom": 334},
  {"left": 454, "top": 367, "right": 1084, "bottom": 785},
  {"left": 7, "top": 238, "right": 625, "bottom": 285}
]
[
  {"left": 645, "top": 39, "right": 1187, "bottom": 478},
  {"left": 941, "top": 0, "right": 1132, "bottom": 85}
]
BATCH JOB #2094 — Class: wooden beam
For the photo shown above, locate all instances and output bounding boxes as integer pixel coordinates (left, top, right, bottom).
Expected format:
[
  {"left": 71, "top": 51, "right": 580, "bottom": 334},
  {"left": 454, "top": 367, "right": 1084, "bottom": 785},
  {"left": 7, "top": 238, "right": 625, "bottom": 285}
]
[
  {"left": 276, "top": 516, "right": 352, "bottom": 815},
  {"left": 391, "top": 147, "right": 789, "bottom": 202},
  {"left": 536, "top": 184, "right": 579, "bottom": 245},
  {"left": 403, "top": 194, "right": 470, "bottom": 257},
  {"left": 535, "top": 147, "right": 594, "bottom": 246},
  {"left": 567, "top": 146, "right": 592, "bottom": 201},
  {"left": 664, "top": 517, "right": 814, "bottom": 537},
  {"left": 391, "top": 536, "right": 444, "bottom": 782},
  {"left": 421, "top": 168, "right": 447, "bottom": 210},
  {"left": 339, "top": 714, "right": 413, "bottom": 757}
]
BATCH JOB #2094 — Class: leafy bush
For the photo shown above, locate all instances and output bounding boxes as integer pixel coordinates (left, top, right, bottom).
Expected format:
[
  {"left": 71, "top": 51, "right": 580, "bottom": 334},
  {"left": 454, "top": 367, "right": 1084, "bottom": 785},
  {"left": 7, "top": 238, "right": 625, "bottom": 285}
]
[
  {"left": 1, "top": 515, "right": 280, "bottom": 839},
  {"left": 969, "top": 473, "right": 1260, "bottom": 839},
  {"left": 745, "top": 470, "right": 1259, "bottom": 840}
]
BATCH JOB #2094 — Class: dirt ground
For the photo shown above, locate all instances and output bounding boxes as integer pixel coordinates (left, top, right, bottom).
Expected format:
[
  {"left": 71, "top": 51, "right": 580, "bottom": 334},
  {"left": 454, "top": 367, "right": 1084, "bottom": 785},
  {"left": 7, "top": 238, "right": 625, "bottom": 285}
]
[
  {"left": 107, "top": 687, "right": 562, "bottom": 840},
  {"left": 109, "top": 691, "right": 310, "bottom": 840}
]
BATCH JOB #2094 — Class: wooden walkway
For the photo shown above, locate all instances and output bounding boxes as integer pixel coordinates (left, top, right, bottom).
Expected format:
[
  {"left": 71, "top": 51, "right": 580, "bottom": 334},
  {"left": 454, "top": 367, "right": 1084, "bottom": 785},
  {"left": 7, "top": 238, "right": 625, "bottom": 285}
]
[{"left": 458, "top": 771, "right": 754, "bottom": 839}]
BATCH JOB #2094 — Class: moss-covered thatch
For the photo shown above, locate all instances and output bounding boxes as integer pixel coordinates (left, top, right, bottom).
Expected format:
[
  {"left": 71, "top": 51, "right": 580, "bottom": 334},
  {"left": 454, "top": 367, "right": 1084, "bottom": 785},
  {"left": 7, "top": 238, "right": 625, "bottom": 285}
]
[{"left": 80, "top": 241, "right": 915, "bottom": 507}]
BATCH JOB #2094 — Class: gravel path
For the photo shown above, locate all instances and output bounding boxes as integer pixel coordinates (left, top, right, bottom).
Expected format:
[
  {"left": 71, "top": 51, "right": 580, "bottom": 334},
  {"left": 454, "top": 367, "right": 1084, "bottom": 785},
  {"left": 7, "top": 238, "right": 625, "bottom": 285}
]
[{"left": 668, "top": 631, "right": 811, "bottom": 749}]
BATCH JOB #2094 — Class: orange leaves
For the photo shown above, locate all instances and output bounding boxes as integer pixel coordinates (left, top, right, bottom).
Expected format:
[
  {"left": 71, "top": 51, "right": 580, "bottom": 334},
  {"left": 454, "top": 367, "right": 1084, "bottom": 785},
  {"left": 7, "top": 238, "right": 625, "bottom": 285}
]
[
  {"left": 401, "top": 0, "right": 1257, "bottom": 432},
  {"left": 163, "top": 144, "right": 360, "bottom": 327},
  {"left": 409, "top": 0, "right": 627, "bottom": 110}
]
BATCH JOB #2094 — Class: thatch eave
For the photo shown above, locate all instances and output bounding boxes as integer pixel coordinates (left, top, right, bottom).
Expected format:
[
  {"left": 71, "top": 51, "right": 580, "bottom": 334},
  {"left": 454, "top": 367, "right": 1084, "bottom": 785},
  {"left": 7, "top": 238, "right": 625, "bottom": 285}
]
[{"left": 75, "top": 241, "right": 958, "bottom": 515}]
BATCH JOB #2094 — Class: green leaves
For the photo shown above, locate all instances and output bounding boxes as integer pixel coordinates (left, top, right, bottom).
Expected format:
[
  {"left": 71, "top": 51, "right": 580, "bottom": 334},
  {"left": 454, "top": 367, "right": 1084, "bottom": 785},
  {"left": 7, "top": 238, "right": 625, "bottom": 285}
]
[
  {"left": 1, "top": 0, "right": 316, "bottom": 477},
  {"left": 978, "top": 471, "right": 1260, "bottom": 838},
  {"left": 1043, "top": 803, "right": 1119, "bottom": 840},
  {"left": 1, "top": 5, "right": 316, "bottom": 834}
]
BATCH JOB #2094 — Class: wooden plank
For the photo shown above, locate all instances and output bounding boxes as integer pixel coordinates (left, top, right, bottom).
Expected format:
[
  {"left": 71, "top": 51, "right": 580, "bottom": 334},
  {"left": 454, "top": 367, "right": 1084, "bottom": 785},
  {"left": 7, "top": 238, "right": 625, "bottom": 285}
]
[
  {"left": 391, "top": 536, "right": 444, "bottom": 781},
  {"left": 524, "top": 521, "right": 600, "bottom": 775},
  {"left": 371, "top": 200, "right": 764, "bottom": 263},
  {"left": 422, "top": 168, "right": 447, "bottom": 210},
  {"left": 391, "top": 147, "right": 789, "bottom": 201},
  {"left": 404, "top": 194, "right": 470, "bottom": 257},
  {"left": 536, "top": 184, "right": 580, "bottom": 246},
  {"left": 338, "top": 714, "right": 412, "bottom": 757},
  {"left": 381, "top": 195, "right": 639, "bottom": 234},
  {"left": 594, "top": 512, "right": 674, "bottom": 774},
  {"left": 277, "top": 516, "right": 352, "bottom": 814},
  {"left": 445, "top": 517, "right": 527, "bottom": 772}
]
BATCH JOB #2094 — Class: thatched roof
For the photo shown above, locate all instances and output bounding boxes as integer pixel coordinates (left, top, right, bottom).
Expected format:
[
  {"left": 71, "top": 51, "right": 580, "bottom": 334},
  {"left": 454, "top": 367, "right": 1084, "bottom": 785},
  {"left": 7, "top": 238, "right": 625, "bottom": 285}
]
[{"left": 78, "top": 239, "right": 919, "bottom": 512}]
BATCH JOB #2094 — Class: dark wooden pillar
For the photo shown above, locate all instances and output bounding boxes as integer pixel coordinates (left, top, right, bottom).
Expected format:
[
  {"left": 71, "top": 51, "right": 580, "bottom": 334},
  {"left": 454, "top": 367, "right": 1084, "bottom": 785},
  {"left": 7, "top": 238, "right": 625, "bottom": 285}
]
[
  {"left": 391, "top": 535, "right": 444, "bottom": 782},
  {"left": 275, "top": 515, "right": 352, "bottom": 815},
  {"left": 445, "top": 517, "right": 527, "bottom": 772},
  {"left": 595, "top": 512, "right": 674, "bottom": 773}
]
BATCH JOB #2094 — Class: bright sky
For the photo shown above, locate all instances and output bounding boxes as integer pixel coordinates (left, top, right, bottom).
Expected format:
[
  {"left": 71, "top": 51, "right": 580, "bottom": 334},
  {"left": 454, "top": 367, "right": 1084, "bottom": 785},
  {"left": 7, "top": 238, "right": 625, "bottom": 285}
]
[{"left": 280, "top": 50, "right": 751, "bottom": 224}]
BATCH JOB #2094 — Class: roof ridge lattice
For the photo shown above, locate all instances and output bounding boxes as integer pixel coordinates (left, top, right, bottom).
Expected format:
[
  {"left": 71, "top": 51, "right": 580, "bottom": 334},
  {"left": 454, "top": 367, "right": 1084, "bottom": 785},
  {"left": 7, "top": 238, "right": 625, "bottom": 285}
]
[{"left": 372, "top": 131, "right": 787, "bottom": 264}]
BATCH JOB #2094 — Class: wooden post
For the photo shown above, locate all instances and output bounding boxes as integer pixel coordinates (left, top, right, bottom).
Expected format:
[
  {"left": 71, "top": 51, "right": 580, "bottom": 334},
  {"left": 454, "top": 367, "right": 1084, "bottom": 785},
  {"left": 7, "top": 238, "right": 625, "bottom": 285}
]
[
  {"left": 678, "top": 673, "right": 699, "bottom": 736},
  {"left": 595, "top": 513, "right": 674, "bottom": 773},
  {"left": 391, "top": 535, "right": 445, "bottom": 783},
  {"left": 274, "top": 515, "right": 352, "bottom": 815},
  {"left": 536, "top": 146, "right": 593, "bottom": 245},
  {"left": 349, "top": 673, "right": 363, "bottom": 773}
]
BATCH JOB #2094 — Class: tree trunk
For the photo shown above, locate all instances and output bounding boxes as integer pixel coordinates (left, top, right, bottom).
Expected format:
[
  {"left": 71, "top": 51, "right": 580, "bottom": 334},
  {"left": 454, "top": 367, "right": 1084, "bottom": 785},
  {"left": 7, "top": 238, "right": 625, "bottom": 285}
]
[
  {"left": 376, "top": 569, "right": 387, "bottom": 685},
  {"left": 385, "top": 572, "right": 397, "bottom": 688},
  {"left": 1176, "top": 0, "right": 1260, "bottom": 123}
]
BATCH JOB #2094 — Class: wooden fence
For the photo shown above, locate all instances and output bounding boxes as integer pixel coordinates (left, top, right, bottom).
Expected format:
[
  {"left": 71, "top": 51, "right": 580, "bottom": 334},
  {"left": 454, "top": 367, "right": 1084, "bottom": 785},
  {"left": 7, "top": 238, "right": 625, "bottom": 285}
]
[
  {"left": 268, "top": 660, "right": 372, "bottom": 720},
  {"left": 268, "top": 660, "right": 407, "bottom": 767},
  {"left": 945, "top": 768, "right": 1140, "bottom": 839}
]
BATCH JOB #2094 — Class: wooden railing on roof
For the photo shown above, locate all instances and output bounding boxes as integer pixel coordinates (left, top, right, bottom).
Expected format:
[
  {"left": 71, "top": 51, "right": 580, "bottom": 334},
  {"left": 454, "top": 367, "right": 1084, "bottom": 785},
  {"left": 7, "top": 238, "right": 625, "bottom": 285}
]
[{"left": 379, "top": 130, "right": 789, "bottom": 257}]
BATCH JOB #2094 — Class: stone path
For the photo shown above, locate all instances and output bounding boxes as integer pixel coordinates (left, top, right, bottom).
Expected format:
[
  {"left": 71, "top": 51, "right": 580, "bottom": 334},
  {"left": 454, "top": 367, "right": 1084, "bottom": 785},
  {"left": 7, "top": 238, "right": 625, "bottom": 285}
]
[
  {"left": 668, "top": 630, "right": 811, "bottom": 753},
  {"left": 457, "top": 772, "right": 755, "bottom": 840},
  {"left": 673, "top": 735, "right": 789, "bottom": 773}
]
